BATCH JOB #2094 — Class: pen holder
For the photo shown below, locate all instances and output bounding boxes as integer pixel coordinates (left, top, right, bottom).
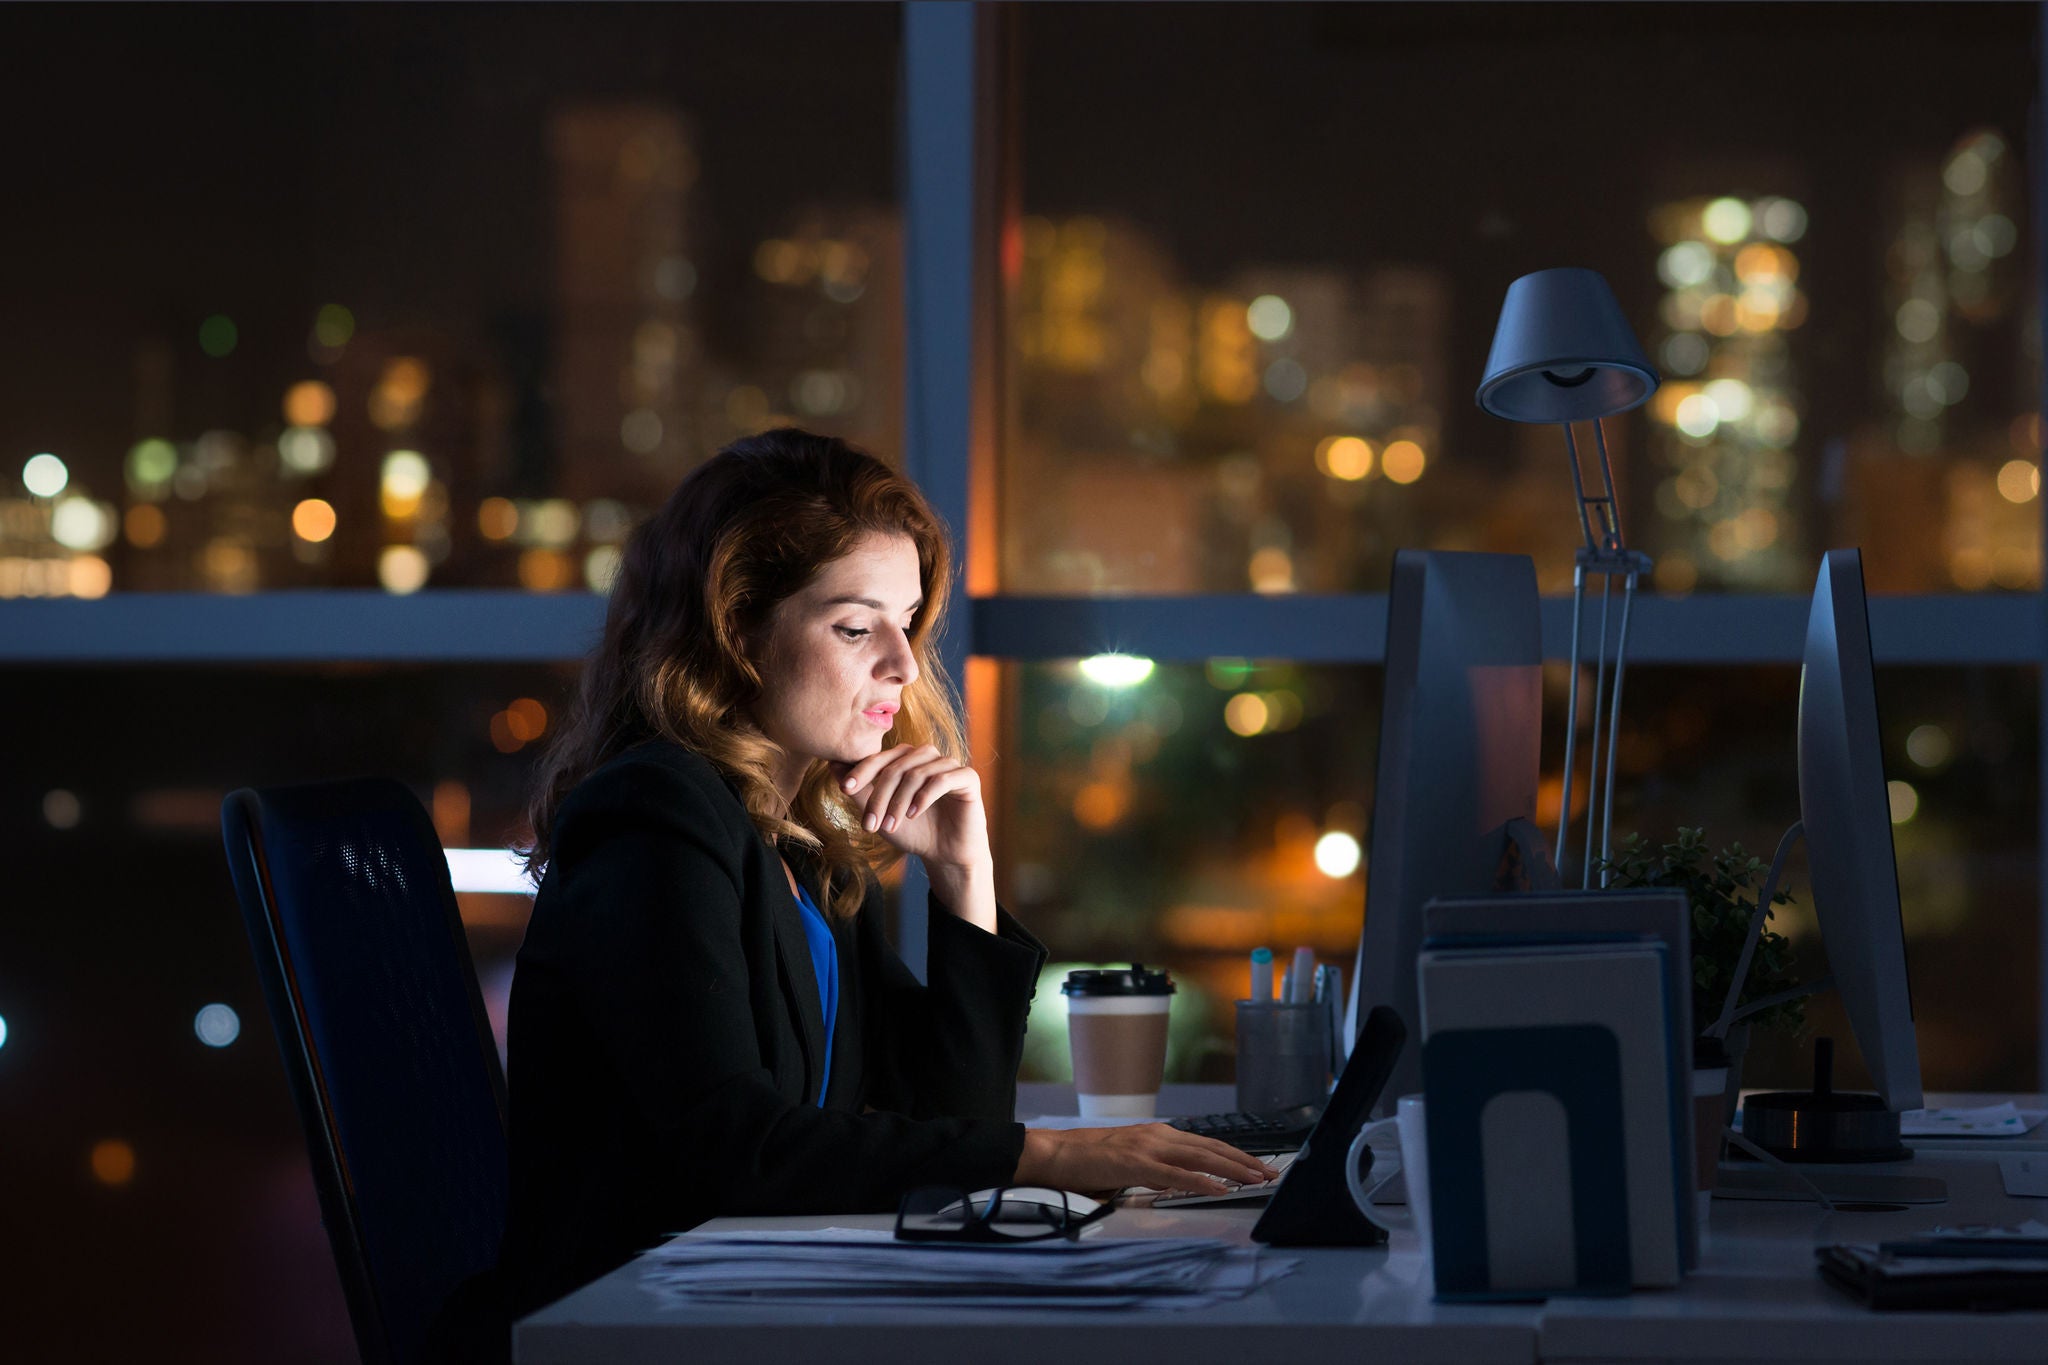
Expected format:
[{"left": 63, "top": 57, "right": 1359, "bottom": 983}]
[{"left": 1235, "top": 1001, "right": 1331, "bottom": 1112}]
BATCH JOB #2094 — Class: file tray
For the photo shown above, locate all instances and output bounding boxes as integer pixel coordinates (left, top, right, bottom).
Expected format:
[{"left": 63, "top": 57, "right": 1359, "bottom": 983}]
[{"left": 1819, "top": 1243, "right": 2048, "bottom": 1311}]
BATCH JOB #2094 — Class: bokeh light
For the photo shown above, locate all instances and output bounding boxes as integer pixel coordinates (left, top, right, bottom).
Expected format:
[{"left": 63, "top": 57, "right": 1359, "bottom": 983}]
[
  {"left": 1380, "top": 440, "right": 1426, "bottom": 484},
  {"left": 283, "top": 380, "right": 337, "bottom": 427},
  {"left": 378, "top": 546, "right": 430, "bottom": 594},
  {"left": 1224, "top": 692, "right": 1270, "bottom": 737},
  {"left": 125, "top": 504, "right": 167, "bottom": 548},
  {"left": 1907, "top": 724, "right": 1954, "bottom": 770},
  {"left": 194, "top": 1004, "right": 240, "bottom": 1048},
  {"left": 43, "top": 789, "right": 81, "bottom": 829},
  {"left": 292, "top": 499, "right": 337, "bottom": 542},
  {"left": 51, "top": 498, "right": 115, "bottom": 551},
  {"left": 126, "top": 439, "right": 178, "bottom": 492},
  {"left": 1316, "top": 436, "right": 1373, "bottom": 481},
  {"left": 313, "top": 304, "right": 355, "bottom": 349},
  {"left": 1887, "top": 779, "right": 1920, "bottom": 825},
  {"left": 1701, "top": 197, "right": 1753, "bottom": 243},
  {"left": 478, "top": 497, "right": 519, "bottom": 541},
  {"left": 22, "top": 453, "right": 68, "bottom": 498},
  {"left": 278, "top": 426, "right": 336, "bottom": 475},
  {"left": 1313, "top": 831, "right": 1362, "bottom": 879},
  {"left": 90, "top": 1140, "right": 136, "bottom": 1187},
  {"left": 1246, "top": 294, "right": 1293, "bottom": 341},
  {"left": 1996, "top": 459, "right": 2038, "bottom": 504},
  {"left": 1078, "top": 653, "right": 1156, "bottom": 688},
  {"left": 198, "top": 314, "right": 238, "bottom": 358}
]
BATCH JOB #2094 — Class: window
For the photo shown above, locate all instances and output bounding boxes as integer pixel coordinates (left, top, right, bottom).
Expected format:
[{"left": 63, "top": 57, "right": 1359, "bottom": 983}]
[
  {"left": 0, "top": 4, "right": 904, "bottom": 598},
  {"left": 1002, "top": 3, "right": 2039, "bottom": 595}
]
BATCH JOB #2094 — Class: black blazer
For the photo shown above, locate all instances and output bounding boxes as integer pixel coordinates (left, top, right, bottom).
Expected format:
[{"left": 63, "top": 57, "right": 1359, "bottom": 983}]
[{"left": 499, "top": 739, "right": 1047, "bottom": 1312}]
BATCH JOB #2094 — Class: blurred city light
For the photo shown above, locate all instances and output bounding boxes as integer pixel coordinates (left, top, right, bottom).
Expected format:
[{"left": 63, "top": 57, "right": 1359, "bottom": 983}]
[
  {"left": 50, "top": 498, "right": 115, "bottom": 551},
  {"left": 21, "top": 453, "right": 68, "bottom": 497},
  {"left": 1315, "top": 435, "right": 1373, "bottom": 481},
  {"left": 313, "top": 303, "right": 355, "bottom": 348},
  {"left": 1245, "top": 294, "right": 1293, "bottom": 341},
  {"left": 1078, "top": 653, "right": 1156, "bottom": 688},
  {"left": 278, "top": 425, "right": 336, "bottom": 475},
  {"left": 1380, "top": 440, "right": 1426, "bottom": 484},
  {"left": 291, "top": 498, "right": 337, "bottom": 542},
  {"left": 125, "top": 439, "right": 178, "bottom": 492},
  {"left": 478, "top": 497, "right": 519, "bottom": 541},
  {"left": 90, "top": 1140, "right": 136, "bottom": 1187},
  {"left": 1888, "top": 779, "right": 1920, "bottom": 825},
  {"left": 1701, "top": 197, "right": 1753, "bottom": 243},
  {"left": 198, "top": 314, "right": 238, "bottom": 358},
  {"left": 378, "top": 545, "right": 429, "bottom": 594},
  {"left": 194, "top": 1004, "right": 240, "bottom": 1048},
  {"left": 1907, "top": 724, "right": 1954, "bottom": 770},
  {"left": 0, "top": 1015, "right": 8, "bottom": 1051},
  {"left": 585, "top": 544, "right": 622, "bottom": 592},
  {"left": 1997, "top": 459, "right": 2038, "bottom": 504},
  {"left": 1313, "top": 831, "right": 1362, "bottom": 879},
  {"left": 283, "top": 380, "right": 337, "bottom": 427}
]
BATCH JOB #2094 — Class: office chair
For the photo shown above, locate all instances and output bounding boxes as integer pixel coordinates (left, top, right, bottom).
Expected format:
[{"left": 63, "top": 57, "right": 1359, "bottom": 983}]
[{"left": 222, "top": 778, "right": 509, "bottom": 1365}]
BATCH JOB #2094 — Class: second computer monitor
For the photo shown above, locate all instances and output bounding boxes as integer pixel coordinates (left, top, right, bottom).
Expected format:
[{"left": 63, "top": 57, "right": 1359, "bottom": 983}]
[
  {"left": 1800, "top": 548, "right": 1923, "bottom": 1111},
  {"left": 1349, "top": 549, "right": 1544, "bottom": 1104}
]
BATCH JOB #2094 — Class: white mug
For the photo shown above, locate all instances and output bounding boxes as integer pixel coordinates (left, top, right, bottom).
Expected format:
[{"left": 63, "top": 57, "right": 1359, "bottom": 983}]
[{"left": 1345, "top": 1094, "right": 1431, "bottom": 1258}]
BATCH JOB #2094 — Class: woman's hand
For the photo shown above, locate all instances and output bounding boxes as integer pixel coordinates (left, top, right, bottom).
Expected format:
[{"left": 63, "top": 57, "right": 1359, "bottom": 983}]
[
  {"left": 837, "top": 744, "right": 991, "bottom": 871},
  {"left": 837, "top": 744, "right": 996, "bottom": 931},
  {"left": 1014, "top": 1124, "right": 1280, "bottom": 1198}
]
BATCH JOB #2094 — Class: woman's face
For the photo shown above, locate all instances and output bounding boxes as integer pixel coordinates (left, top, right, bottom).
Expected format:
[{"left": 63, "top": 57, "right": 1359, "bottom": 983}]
[{"left": 750, "top": 532, "right": 924, "bottom": 779}]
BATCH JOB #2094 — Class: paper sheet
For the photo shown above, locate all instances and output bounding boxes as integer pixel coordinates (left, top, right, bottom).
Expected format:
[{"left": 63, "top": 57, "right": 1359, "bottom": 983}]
[
  {"left": 639, "top": 1229, "right": 1298, "bottom": 1311},
  {"left": 1899, "top": 1102, "right": 2048, "bottom": 1137}
]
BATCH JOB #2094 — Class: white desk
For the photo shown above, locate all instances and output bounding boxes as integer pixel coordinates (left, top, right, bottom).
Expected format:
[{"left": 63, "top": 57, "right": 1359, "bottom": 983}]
[
  {"left": 514, "top": 1095, "right": 2048, "bottom": 1365},
  {"left": 1542, "top": 1150, "right": 2048, "bottom": 1365}
]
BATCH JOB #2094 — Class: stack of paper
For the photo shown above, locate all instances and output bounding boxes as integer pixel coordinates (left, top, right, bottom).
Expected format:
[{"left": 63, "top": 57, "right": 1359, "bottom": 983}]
[{"left": 640, "top": 1229, "right": 1298, "bottom": 1310}]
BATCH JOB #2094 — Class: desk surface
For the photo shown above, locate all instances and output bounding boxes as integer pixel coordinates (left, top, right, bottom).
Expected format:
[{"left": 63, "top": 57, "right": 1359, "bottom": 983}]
[
  {"left": 515, "top": 1095, "right": 2048, "bottom": 1365},
  {"left": 516, "top": 1202, "right": 1538, "bottom": 1365}
]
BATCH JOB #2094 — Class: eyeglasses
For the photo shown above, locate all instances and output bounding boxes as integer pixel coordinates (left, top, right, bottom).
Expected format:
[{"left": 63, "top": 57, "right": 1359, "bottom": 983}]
[{"left": 895, "top": 1186, "right": 1113, "bottom": 1244}]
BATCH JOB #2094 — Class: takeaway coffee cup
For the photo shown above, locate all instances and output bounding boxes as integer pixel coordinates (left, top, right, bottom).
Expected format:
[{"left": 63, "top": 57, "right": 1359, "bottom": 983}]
[{"left": 1062, "top": 965, "right": 1175, "bottom": 1118}]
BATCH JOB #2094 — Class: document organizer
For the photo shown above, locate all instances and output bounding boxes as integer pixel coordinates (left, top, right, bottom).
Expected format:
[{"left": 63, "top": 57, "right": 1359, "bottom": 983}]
[
  {"left": 1419, "top": 930, "right": 1688, "bottom": 1298},
  {"left": 1250, "top": 1004, "right": 1406, "bottom": 1248}
]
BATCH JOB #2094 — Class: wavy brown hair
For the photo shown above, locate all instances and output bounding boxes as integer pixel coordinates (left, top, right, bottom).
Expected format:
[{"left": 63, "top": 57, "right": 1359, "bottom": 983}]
[{"left": 523, "top": 428, "right": 963, "bottom": 918}]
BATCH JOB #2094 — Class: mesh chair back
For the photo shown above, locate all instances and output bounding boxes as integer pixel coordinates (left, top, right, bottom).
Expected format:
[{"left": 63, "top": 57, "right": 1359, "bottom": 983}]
[{"left": 222, "top": 778, "right": 508, "bottom": 1365}]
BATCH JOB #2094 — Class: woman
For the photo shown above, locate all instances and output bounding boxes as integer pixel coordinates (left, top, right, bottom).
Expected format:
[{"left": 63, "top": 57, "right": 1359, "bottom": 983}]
[{"left": 499, "top": 428, "right": 1273, "bottom": 1313}]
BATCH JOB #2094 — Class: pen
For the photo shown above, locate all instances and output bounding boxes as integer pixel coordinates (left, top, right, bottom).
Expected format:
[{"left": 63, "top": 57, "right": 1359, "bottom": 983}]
[
  {"left": 1250, "top": 946, "right": 1274, "bottom": 1002},
  {"left": 1289, "top": 947, "right": 1316, "bottom": 1003}
]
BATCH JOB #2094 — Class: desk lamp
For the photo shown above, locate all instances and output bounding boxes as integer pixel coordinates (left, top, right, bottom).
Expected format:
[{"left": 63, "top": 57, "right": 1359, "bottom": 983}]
[{"left": 1477, "top": 267, "right": 1659, "bottom": 888}]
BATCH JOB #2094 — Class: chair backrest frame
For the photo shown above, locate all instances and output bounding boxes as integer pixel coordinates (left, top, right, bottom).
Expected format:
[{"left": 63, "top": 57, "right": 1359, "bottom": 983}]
[{"left": 223, "top": 780, "right": 508, "bottom": 1365}]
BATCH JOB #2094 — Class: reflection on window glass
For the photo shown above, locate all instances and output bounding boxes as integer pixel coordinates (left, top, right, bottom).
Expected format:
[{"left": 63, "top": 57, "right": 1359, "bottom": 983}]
[
  {"left": 999, "top": 659, "right": 2036, "bottom": 1092},
  {"left": 1005, "top": 4, "right": 2039, "bottom": 594},
  {"left": 0, "top": 5, "right": 901, "bottom": 598}
]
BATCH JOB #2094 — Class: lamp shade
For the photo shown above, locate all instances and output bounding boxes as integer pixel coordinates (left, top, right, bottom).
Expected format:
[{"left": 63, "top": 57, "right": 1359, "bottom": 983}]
[{"left": 1476, "top": 267, "right": 1659, "bottom": 423}]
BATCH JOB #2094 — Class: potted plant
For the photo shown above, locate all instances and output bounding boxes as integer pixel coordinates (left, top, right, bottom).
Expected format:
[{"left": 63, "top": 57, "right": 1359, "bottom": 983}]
[
  {"left": 1603, "top": 827, "right": 1807, "bottom": 1204},
  {"left": 1603, "top": 826, "right": 1807, "bottom": 1045}
]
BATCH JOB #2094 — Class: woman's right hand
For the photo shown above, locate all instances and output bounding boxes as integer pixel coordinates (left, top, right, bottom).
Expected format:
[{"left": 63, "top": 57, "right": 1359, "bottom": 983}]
[{"left": 1015, "top": 1124, "right": 1279, "bottom": 1197}]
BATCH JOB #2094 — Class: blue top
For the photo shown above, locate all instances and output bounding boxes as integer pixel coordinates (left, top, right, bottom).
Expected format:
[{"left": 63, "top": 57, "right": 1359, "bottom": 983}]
[{"left": 792, "top": 880, "right": 839, "bottom": 1106}]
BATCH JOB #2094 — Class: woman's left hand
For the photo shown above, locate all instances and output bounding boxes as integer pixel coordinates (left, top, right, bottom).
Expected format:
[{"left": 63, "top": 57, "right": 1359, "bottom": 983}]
[{"left": 836, "top": 744, "right": 991, "bottom": 874}]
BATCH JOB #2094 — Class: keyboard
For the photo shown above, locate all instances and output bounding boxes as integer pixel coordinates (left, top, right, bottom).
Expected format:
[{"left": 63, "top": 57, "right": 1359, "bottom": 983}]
[
  {"left": 1150, "top": 1150, "right": 1300, "bottom": 1207},
  {"left": 1167, "top": 1104, "right": 1321, "bottom": 1153}
]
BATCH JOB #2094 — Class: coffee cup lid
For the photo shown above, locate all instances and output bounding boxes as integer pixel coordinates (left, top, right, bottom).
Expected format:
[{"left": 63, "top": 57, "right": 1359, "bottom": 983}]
[{"left": 1061, "top": 964, "right": 1175, "bottom": 996}]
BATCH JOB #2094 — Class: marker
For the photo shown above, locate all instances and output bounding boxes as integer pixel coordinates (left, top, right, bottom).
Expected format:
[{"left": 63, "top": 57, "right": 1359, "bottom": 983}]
[
  {"left": 1289, "top": 947, "right": 1316, "bottom": 1003},
  {"left": 1250, "top": 947, "right": 1274, "bottom": 1002}
]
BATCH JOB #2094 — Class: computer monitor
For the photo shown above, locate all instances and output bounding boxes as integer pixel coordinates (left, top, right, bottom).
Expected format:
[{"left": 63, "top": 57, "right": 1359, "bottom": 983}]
[
  {"left": 1348, "top": 549, "right": 1544, "bottom": 1105},
  {"left": 1799, "top": 548, "right": 1923, "bottom": 1111}
]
